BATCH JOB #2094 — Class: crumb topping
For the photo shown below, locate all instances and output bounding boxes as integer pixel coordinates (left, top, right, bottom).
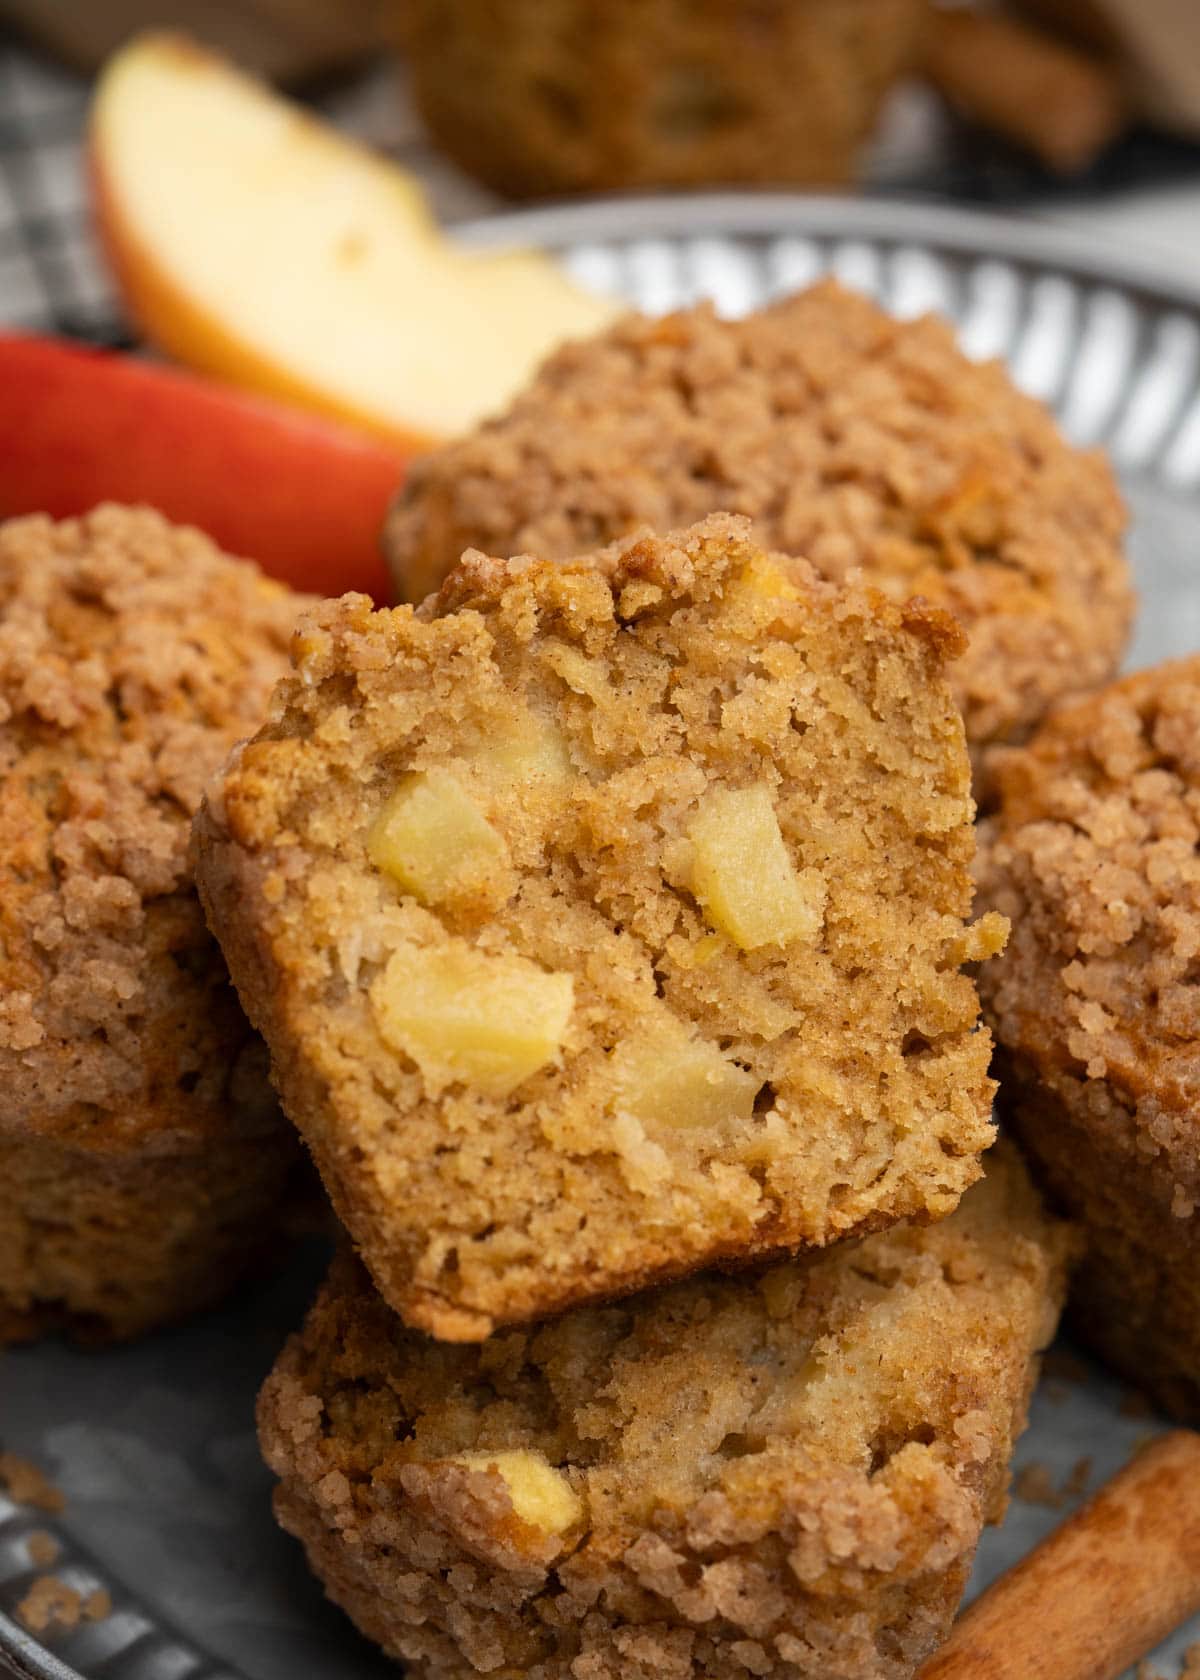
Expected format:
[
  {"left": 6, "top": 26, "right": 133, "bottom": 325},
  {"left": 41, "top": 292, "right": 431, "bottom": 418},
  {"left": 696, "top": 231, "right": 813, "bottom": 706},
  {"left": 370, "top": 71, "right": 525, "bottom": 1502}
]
[
  {"left": 977, "top": 656, "right": 1200, "bottom": 1204},
  {"left": 0, "top": 506, "right": 305, "bottom": 1136},
  {"left": 385, "top": 281, "right": 1132, "bottom": 759}
]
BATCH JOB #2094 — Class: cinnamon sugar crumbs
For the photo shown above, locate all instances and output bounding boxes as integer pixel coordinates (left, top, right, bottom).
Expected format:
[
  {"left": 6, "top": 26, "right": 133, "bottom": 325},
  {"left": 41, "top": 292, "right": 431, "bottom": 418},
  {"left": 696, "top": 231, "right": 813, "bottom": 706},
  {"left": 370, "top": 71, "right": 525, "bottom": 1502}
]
[
  {"left": 0, "top": 1452, "right": 65, "bottom": 1513},
  {"left": 15, "top": 1576, "right": 111, "bottom": 1634},
  {"left": 1013, "top": 1455, "right": 1092, "bottom": 1509},
  {"left": 1013, "top": 1462, "right": 1059, "bottom": 1507},
  {"left": 1063, "top": 1455, "right": 1093, "bottom": 1501},
  {"left": 16, "top": 1576, "right": 80, "bottom": 1633},
  {"left": 27, "top": 1529, "right": 59, "bottom": 1567},
  {"left": 83, "top": 1587, "right": 111, "bottom": 1622}
]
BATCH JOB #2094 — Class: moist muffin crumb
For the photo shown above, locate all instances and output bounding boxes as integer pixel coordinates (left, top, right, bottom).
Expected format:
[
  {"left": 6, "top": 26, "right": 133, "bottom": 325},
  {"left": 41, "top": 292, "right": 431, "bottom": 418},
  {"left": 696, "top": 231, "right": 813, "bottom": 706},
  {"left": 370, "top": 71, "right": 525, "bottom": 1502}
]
[
  {"left": 384, "top": 281, "right": 1133, "bottom": 780},
  {"left": 197, "top": 514, "right": 1003, "bottom": 1341},
  {"left": 0, "top": 505, "right": 307, "bottom": 1343},
  {"left": 259, "top": 1144, "right": 1073, "bottom": 1680},
  {"left": 976, "top": 655, "right": 1200, "bottom": 1420}
]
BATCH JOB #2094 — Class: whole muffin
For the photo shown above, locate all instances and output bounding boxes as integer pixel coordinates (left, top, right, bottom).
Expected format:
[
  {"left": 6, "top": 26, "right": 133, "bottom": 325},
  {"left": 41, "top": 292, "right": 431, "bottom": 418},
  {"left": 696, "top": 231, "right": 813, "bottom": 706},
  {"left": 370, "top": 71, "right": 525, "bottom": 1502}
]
[
  {"left": 385, "top": 283, "right": 1133, "bottom": 780},
  {"left": 0, "top": 506, "right": 307, "bottom": 1343},
  {"left": 976, "top": 655, "right": 1200, "bottom": 1420},
  {"left": 397, "top": 0, "right": 925, "bottom": 196},
  {"left": 259, "top": 1145, "right": 1072, "bottom": 1680},
  {"left": 196, "top": 515, "right": 1004, "bottom": 1342}
]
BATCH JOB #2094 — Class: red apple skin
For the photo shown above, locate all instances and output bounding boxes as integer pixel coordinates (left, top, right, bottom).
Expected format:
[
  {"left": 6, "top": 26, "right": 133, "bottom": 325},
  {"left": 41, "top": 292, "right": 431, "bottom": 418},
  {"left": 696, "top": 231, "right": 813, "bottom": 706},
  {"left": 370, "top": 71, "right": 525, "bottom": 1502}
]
[{"left": 0, "top": 334, "right": 406, "bottom": 601}]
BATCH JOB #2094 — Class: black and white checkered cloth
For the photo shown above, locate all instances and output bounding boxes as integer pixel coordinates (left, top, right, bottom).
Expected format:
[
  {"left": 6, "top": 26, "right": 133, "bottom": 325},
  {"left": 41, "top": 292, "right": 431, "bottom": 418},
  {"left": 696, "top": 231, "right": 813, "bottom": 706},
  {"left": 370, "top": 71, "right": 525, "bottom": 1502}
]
[
  {"left": 0, "top": 41, "right": 119, "bottom": 340},
  {"left": 0, "top": 31, "right": 497, "bottom": 345}
]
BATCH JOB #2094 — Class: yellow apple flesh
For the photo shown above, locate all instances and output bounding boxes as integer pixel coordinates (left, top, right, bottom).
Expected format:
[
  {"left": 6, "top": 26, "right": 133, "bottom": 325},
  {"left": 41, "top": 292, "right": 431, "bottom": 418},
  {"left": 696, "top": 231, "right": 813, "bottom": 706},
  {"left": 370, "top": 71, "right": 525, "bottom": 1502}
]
[{"left": 90, "top": 34, "right": 620, "bottom": 449}]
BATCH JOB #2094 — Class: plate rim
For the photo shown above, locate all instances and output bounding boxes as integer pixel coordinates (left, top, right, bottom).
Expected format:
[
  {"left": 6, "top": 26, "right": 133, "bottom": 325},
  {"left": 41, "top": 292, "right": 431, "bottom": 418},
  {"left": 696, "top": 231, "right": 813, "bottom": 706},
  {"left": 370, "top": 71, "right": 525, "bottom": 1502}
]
[{"left": 453, "top": 189, "right": 1200, "bottom": 315}]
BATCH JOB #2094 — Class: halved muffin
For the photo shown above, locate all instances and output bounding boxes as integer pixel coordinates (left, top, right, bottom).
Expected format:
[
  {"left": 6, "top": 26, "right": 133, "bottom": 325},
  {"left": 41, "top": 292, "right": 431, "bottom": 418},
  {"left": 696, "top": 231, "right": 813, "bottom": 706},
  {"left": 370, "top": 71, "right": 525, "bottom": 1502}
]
[{"left": 196, "top": 515, "right": 1003, "bottom": 1340}]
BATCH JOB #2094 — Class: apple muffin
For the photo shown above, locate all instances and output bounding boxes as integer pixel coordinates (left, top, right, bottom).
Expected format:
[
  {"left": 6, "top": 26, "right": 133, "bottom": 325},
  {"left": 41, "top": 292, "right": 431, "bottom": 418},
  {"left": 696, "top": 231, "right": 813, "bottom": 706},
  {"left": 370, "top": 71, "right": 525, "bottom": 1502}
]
[
  {"left": 976, "top": 656, "right": 1200, "bottom": 1421},
  {"left": 384, "top": 282, "right": 1133, "bottom": 779},
  {"left": 0, "top": 506, "right": 306, "bottom": 1343},
  {"left": 259, "top": 1144, "right": 1073, "bottom": 1680},
  {"left": 196, "top": 514, "right": 1004, "bottom": 1341},
  {"left": 395, "top": 0, "right": 926, "bottom": 197}
]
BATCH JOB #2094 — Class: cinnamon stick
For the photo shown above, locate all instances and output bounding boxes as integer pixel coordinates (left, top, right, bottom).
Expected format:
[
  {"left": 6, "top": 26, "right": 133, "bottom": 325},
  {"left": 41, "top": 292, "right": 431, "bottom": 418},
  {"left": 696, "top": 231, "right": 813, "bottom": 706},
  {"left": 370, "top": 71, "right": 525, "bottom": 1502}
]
[
  {"left": 921, "top": 7, "right": 1128, "bottom": 174},
  {"left": 920, "top": 1431, "right": 1200, "bottom": 1680}
]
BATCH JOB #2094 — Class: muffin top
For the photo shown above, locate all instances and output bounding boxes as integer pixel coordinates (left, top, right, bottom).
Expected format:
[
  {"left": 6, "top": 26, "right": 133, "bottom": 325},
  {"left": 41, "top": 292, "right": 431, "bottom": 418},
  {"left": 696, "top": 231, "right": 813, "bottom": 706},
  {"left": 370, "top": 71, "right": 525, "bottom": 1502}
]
[
  {"left": 0, "top": 505, "right": 305, "bottom": 1137},
  {"left": 385, "top": 281, "right": 1133, "bottom": 770},
  {"left": 977, "top": 655, "right": 1200, "bottom": 1207}
]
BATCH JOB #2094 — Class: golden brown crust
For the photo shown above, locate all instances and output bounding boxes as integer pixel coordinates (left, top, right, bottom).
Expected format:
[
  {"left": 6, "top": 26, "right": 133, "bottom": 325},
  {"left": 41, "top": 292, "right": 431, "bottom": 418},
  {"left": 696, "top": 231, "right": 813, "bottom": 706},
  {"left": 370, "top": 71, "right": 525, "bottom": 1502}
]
[
  {"left": 0, "top": 505, "right": 308, "bottom": 1339},
  {"left": 384, "top": 282, "right": 1133, "bottom": 775},
  {"left": 976, "top": 656, "right": 1200, "bottom": 1418},
  {"left": 258, "top": 1145, "right": 1073, "bottom": 1680},
  {"left": 197, "top": 514, "right": 1001, "bottom": 1341},
  {"left": 396, "top": 0, "right": 926, "bottom": 196}
]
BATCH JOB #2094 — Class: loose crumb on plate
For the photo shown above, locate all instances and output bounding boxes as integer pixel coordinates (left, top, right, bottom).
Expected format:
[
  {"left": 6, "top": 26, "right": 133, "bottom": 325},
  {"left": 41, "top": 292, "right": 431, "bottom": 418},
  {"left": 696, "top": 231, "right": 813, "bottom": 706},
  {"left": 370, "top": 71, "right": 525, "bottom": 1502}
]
[
  {"left": 1062, "top": 1455, "right": 1093, "bottom": 1502},
  {"left": 26, "top": 1529, "right": 59, "bottom": 1567},
  {"left": 0, "top": 1452, "right": 65, "bottom": 1513},
  {"left": 1012, "top": 1455, "right": 1092, "bottom": 1509},
  {"left": 16, "top": 1576, "right": 111, "bottom": 1635},
  {"left": 16, "top": 1576, "right": 81, "bottom": 1634},
  {"left": 1013, "top": 1462, "right": 1059, "bottom": 1507},
  {"left": 83, "top": 1587, "right": 112, "bottom": 1622}
]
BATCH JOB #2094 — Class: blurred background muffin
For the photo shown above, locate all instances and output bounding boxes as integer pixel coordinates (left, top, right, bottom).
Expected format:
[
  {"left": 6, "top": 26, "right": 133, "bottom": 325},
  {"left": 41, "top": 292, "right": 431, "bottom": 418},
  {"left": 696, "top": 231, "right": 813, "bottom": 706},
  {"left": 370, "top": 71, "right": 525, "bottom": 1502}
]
[{"left": 393, "top": 0, "right": 929, "bottom": 195}]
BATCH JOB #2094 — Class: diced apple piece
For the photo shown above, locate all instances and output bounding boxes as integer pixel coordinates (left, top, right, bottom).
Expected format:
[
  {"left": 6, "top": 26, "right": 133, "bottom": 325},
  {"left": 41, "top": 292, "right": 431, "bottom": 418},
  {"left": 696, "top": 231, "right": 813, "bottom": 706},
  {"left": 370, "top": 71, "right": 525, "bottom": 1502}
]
[
  {"left": 736, "top": 556, "right": 803, "bottom": 601},
  {"left": 90, "top": 34, "right": 619, "bottom": 449},
  {"left": 448, "top": 1450, "right": 582, "bottom": 1534},
  {"left": 687, "top": 784, "right": 826, "bottom": 950},
  {"left": 368, "top": 770, "right": 509, "bottom": 909},
  {"left": 370, "top": 938, "right": 573, "bottom": 1098},
  {"left": 469, "top": 710, "right": 572, "bottom": 790},
  {"left": 612, "top": 1019, "right": 759, "bottom": 1130}
]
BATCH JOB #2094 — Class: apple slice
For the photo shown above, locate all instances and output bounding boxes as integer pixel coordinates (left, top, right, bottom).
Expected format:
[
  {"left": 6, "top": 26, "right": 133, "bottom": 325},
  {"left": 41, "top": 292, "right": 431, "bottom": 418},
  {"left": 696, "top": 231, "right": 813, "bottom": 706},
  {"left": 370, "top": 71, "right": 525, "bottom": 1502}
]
[
  {"left": 90, "top": 34, "right": 620, "bottom": 449},
  {"left": 0, "top": 335, "right": 403, "bottom": 599}
]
